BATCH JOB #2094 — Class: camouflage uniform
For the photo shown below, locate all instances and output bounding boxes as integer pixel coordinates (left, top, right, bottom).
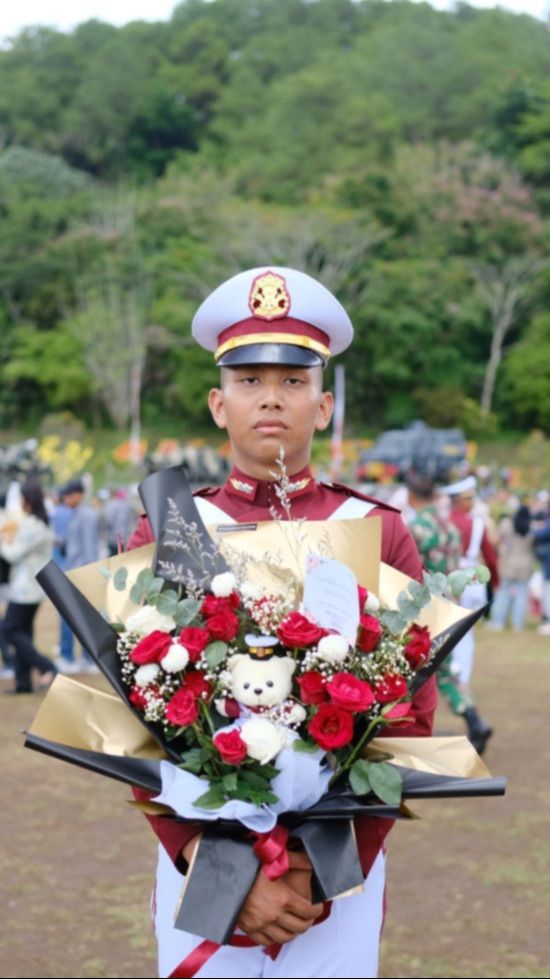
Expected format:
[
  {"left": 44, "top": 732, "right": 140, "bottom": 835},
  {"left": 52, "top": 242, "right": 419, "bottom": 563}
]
[{"left": 409, "top": 506, "right": 474, "bottom": 715}]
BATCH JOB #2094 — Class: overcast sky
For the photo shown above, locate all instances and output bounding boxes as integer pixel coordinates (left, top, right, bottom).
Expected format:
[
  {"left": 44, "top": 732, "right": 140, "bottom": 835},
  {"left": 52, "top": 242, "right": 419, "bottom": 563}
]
[{"left": 0, "top": 0, "right": 548, "bottom": 45}]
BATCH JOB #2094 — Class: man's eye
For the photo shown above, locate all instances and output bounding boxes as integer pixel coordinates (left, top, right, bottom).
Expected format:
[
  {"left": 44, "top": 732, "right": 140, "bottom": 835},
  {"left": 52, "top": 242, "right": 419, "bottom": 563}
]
[{"left": 285, "top": 377, "right": 304, "bottom": 386}]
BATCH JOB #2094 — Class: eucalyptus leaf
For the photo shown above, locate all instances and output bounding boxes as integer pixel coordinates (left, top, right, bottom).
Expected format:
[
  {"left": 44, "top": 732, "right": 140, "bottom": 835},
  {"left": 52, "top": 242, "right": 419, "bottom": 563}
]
[
  {"left": 174, "top": 598, "right": 201, "bottom": 628},
  {"left": 146, "top": 576, "right": 165, "bottom": 597},
  {"left": 112, "top": 567, "right": 129, "bottom": 591},
  {"left": 475, "top": 564, "right": 491, "bottom": 583},
  {"left": 99, "top": 566, "right": 112, "bottom": 580},
  {"left": 448, "top": 570, "right": 468, "bottom": 598},
  {"left": 205, "top": 641, "right": 228, "bottom": 669},
  {"left": 367, "top": 761, "right": 403, "bottom": 806},
  {"left": 381, "top": 609, "right": 409, "bottom": 636},
  {"left": 152, "top": 590, "right": 180, "bottom": 616}
]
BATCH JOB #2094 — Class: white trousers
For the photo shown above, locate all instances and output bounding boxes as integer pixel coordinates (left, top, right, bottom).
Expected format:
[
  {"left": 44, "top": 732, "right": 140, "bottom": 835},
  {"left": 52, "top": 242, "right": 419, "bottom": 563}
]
[
  {"left": 451, "top": 581, "right": 487, "bottom": 685},
  {"left": 154, "top": 844, "right": 386, "bottom": 979}
]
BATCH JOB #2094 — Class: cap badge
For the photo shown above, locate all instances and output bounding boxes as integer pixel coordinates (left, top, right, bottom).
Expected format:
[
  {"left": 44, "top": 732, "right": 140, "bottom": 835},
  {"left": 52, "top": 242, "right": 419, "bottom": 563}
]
[{"left": 248, "top": 271, "right": 291, "bottom": 321}]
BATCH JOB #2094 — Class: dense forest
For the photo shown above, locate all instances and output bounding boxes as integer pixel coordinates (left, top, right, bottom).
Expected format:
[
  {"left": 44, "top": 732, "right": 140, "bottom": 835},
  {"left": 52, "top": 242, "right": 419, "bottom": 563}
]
[{"left": 1, "top": 0, "right": 550, "bottom": 438}]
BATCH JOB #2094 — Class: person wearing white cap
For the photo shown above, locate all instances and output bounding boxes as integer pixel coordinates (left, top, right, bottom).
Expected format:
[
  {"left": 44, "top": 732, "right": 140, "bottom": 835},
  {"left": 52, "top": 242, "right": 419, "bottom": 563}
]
[{"left": 128, "top": 266, "right": 437, "bottom": 979}]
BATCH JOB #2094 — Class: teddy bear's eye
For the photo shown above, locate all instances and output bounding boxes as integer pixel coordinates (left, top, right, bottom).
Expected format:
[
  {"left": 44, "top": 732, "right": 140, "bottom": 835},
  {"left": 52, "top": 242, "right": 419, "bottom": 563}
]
[
  {"left": 243, "top": 682, "right": 250, "bottom": 690},
  {"left": 266, "top": 681, "right": 274, "bottom": 688}
]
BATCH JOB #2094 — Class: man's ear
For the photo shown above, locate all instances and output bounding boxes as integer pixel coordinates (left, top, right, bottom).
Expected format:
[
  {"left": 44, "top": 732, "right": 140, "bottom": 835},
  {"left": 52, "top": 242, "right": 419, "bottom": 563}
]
[
  {"left": 208, "top": 388, "right": 227, "bottom": 429},
  {"left": 315, "top": 390, "right": 334, "bottom": 432}
]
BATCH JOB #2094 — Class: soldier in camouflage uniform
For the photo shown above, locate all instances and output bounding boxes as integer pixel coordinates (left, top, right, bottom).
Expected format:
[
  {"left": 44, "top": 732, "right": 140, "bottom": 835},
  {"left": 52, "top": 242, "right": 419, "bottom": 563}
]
[{"left": 406, "top": 471, "right": 493, "bottom": 754}]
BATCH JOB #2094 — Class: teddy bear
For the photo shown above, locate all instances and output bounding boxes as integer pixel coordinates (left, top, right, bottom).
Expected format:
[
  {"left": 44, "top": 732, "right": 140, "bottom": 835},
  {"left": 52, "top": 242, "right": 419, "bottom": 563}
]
[{"left": 226, "top": 650, "right": 296, "bottom": 709}]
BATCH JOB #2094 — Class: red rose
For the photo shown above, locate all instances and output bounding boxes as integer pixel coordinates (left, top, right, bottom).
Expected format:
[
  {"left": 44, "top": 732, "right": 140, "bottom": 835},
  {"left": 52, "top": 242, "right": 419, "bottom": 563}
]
[
  {"left": 384, "top": 702, "right": 413, "bottom": 722},
  {"left": 357, "top": 614, "right": 382, "bottom": 653},
  {"left": 130, "top": 630, "right": 173, "bottom": 665},
  {"left": 207, "top": 609, "right": 240, "bottom": 642},
  {"left": 308, "top": 703, "right": 354, "bottom": 750},
  {"left": 277, "top": 612, "right": 326, "bottom": 648},
  {"left": 201, "top": 593, "right": 240, "bottom": 617},
  {"left": 405, "top": 624, "right": 431, "bottom": 668},
  {"left": 179, "top": 626, "right": 210, "bottom": 663},
  {"left": 297, "top": 671, "right": 329, "bottom": 705},
  {"left": 214, "top": 729, "right": 249, "bottom": 765},
  {"left": 374, "top": 673, "right": 408, "bottom": 704},
  {"left": 165, "top": 688, "right": 199, "bottom": 727},
  {"left": 182, "top": 671, "right": 212, "bottom": 701},
  {"left": 327, "top": 672, "right": 375, "bottom": 713}
]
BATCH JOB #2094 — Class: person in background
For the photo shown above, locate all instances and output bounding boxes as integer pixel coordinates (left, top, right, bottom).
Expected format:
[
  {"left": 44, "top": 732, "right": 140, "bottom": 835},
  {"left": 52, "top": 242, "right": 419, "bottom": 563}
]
[
  {"left": 532, "top": 493, "right": 550, "bottom": 636},
  {"left": 0, "top": 482, "right": 56, "bottom": 694},
  {"left": 407, "top": 470, "right": 493, "bottom": 754},
  {"left": 445, "top": 475, "right": 499, "bottom": 689},
  {"left": 51, "top": 485, "right": 77, "bottom": 672},
  {"left": 488, "top": 502, "right": 534, "bottom": 632},
  {"left": 55, "top": 478, "right": 99, "bottom": 673},
  {"left": 105, "top": 487, "right": 134, "bottom": 556}
]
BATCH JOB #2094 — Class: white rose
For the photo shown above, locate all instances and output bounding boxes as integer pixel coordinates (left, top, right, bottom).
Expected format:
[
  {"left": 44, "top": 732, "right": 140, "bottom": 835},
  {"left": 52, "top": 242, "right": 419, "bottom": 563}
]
[
  {"left": 210, "top": 572, "right": 237, "bottom": 597},
  {"left": 161, "top": 643, "right": 189, "bottom": 673},
  {"left": 317, "top": 633, "right": 349, "bottom": 664},
  {"left": 135, "top": 663, "right": 160, "bottom": 687},
  {"left": 125, "top": 604, "right": 176, "bottom": 635},
  {"left": 240, "top": 717, "right": 286, "bottom": 765},
  {"left": 364, "top": 592, "right": 380, "bottom": 613}
]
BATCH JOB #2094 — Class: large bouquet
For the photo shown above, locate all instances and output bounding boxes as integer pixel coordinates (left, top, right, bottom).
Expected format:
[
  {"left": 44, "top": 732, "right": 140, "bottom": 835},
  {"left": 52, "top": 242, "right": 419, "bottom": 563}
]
[{"left": 26, "top": 465, "right": 504, "bottom": 944}]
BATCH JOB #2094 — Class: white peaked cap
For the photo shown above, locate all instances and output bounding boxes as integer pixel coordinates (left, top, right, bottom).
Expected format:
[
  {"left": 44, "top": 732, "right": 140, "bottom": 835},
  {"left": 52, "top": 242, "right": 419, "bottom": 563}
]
[{"left": 192, "top": 266, "right": 353, "bottom": 366}]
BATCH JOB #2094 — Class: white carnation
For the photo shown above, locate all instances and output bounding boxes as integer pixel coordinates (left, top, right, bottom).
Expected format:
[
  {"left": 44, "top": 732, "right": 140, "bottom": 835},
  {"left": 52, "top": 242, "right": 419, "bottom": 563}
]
[
  {"left": 135, "top": 663, "right": 161, "bottom": 687},
  {"left": 240, "top": 717, "right": 285, "bottom": 765},
  {"left": 125, "top": 604, "right": 176, "bottom": 635},
  {"left": 210, "top": 572, "right": 237, "bottom": 597},
  {"left": 161, "top": 643, "right": 189, "bottom": 673},
  {"left": 364, "top": 592, "right": 380, "bottom": 613},
  {"left": 317, "top": 633, "right": 349, "bottom": 664}
]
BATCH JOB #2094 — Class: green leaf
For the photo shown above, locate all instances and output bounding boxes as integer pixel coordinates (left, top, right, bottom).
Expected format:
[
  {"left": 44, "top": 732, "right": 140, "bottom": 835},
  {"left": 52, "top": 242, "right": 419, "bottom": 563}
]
[
  {"left": 174, "top": 598, "right": 201, "bottom": 628},
  {"left": 99, "top": 566, "right": 112, "bottom": 580},
  {"left": 146, "top": 576, "right": 165, "bottom": 597},
  {"left": 178, "top": 748, "right": 204, "bottom": 774},
  {"left": 292, "top": 738, "right": 320, "bottom": 753},
  {"left": 349, "top": 759, "right": 372, "bottom": 797},
  {"left": 222, "top": 772, "right": 238, "bottom": 792},
  {"left": 381, "top": 610, "right": 409, "bottom": 635},
  {"left": 151, "top": 590, "right": 180, "bottom": 616},
  {"left": 425, "top": 573, "right": 446, "bottom": 597},
  {"left": 409, "top": 581, "right": 431, "bottom": 605},
  {"left": 239, "top": 769, "right": 271, "bottom": 790},
  {"left": 205, "top": 641, "right": 228, "bottom": 669},
  {"left": 112, "top": 566, "right": 128, "bottom": 591},
  {"left": 367, "top": 761, "right": 403, "bottom": 806},
  {"left": 193, "top": 785, "right": 227, "bottom": 809},
  {"left": 475, "top": 565, "right": 491, "bottom": 584},
  {"left": 397, "top": 592, "right": 420, "bottom": 618},
  {"left": 130, "top": 568, "right": 155, "bottom": 604},
  {"left": 448, "top": 570, "right": 468, "bottom": 598}
]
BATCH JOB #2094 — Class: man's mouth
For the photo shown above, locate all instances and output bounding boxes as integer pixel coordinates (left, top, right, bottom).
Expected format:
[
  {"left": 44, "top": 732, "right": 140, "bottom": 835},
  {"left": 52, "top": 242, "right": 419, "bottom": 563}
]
[{"left": 253, "top": 421, "right": 288, "bottom": 433}]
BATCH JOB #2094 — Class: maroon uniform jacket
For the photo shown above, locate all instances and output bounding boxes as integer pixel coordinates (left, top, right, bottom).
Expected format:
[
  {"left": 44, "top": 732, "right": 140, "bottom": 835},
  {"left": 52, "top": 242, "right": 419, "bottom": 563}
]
[
  {"left": 450, "top": 507, "right": 500, "bottom": 588},
  {"left": 128, "top": 465, "right": 437, "bottom": 878}
]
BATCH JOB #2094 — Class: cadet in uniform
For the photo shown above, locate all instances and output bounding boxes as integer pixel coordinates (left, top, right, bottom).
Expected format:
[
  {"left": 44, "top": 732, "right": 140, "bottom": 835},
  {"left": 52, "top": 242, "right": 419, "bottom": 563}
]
[{"left": 128, "top": 267, "right": 437, "bottom": 978}]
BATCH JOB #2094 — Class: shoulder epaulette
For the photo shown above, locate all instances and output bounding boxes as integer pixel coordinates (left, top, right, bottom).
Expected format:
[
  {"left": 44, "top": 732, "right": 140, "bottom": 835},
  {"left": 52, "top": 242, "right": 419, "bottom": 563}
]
[
  {"left": 319, "top": 481, "right": 400, "bottom": 513},
  {"left": 193, "top": 485, "right": 219, "bottom": 498}
]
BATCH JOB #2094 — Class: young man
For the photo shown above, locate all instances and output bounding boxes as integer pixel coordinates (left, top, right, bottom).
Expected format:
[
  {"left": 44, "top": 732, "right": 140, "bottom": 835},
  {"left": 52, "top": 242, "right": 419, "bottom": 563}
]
[{"left": 129, "top": 267, "right": 436, "bottom": 978}]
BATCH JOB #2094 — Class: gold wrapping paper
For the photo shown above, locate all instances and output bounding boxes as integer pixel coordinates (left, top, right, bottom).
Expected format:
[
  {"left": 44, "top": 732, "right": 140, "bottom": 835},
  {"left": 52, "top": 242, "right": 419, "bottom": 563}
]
[
  {"left": 29, "top": 676, "right": 491, "bottom": 789},
  {"left": 65, "top": 519, "right": 468, "bottom": 635}
]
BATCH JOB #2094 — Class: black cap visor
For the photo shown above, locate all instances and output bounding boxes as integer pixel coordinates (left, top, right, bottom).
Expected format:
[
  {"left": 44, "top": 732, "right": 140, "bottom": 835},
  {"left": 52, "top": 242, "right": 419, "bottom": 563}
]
[{"left": 216, "top": 343, "right": 326, "bottom": 368}]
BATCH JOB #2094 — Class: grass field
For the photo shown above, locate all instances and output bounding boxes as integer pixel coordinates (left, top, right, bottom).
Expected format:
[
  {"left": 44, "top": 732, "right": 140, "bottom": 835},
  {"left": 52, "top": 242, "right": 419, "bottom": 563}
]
[{"left": 1, "top": 605, "right": 548, "bottom": 979}]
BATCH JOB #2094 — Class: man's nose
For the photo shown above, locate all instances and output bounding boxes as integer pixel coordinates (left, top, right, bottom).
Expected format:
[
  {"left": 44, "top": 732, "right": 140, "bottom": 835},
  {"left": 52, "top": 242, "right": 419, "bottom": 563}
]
[{"left": 259, "top": 385, "right": 283, "bottom": 408}]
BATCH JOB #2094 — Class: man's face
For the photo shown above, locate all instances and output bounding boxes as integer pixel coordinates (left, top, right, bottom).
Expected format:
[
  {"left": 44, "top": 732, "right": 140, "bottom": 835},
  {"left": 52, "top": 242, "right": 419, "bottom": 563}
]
[
  {"left": 456, "top": 493, "right": 474, "bottom": 513},
  {"left": 208, "top": 364, "right": 334, "bottom": 478}
]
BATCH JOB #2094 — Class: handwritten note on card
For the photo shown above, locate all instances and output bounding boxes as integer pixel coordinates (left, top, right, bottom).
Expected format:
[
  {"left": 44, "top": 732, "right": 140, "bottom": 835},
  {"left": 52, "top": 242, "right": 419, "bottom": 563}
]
[{"left": 302, "top": 555, "right": 359, "bottom": 643}]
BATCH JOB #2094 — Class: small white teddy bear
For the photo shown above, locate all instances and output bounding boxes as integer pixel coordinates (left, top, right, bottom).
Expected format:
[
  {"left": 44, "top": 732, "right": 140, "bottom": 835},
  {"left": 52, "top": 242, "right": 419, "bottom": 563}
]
[{"left": 226, "top": 650, "right": 296, "bottom": 709}]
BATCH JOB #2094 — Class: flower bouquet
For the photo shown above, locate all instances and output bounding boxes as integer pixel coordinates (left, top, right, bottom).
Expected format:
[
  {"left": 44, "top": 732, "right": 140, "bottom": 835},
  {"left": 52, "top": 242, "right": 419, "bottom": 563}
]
[{"left": 26, "top": 465, "right": 505, "bottom": 944}]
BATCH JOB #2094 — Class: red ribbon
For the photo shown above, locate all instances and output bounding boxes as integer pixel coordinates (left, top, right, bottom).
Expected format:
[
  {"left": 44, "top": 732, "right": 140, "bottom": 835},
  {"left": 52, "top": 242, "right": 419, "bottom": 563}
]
[
  {"left": 251, "top": 824, "right": 290, "bottom": 880},
  {"left": 169, "top": 825, "right": 334, "bottom": 978}
]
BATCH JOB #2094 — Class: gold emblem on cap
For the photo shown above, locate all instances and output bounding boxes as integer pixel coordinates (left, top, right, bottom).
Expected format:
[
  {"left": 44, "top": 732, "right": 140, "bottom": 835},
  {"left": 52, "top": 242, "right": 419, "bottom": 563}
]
[{"left": 249, "top": 271, "right": 291, "bottom": 321}]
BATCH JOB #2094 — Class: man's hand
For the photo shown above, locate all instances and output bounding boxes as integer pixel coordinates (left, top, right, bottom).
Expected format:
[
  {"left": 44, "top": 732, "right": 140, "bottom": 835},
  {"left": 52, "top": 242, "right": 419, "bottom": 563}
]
[{"left": 236, "top": 850, "right": 323, "bottom": 946}]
